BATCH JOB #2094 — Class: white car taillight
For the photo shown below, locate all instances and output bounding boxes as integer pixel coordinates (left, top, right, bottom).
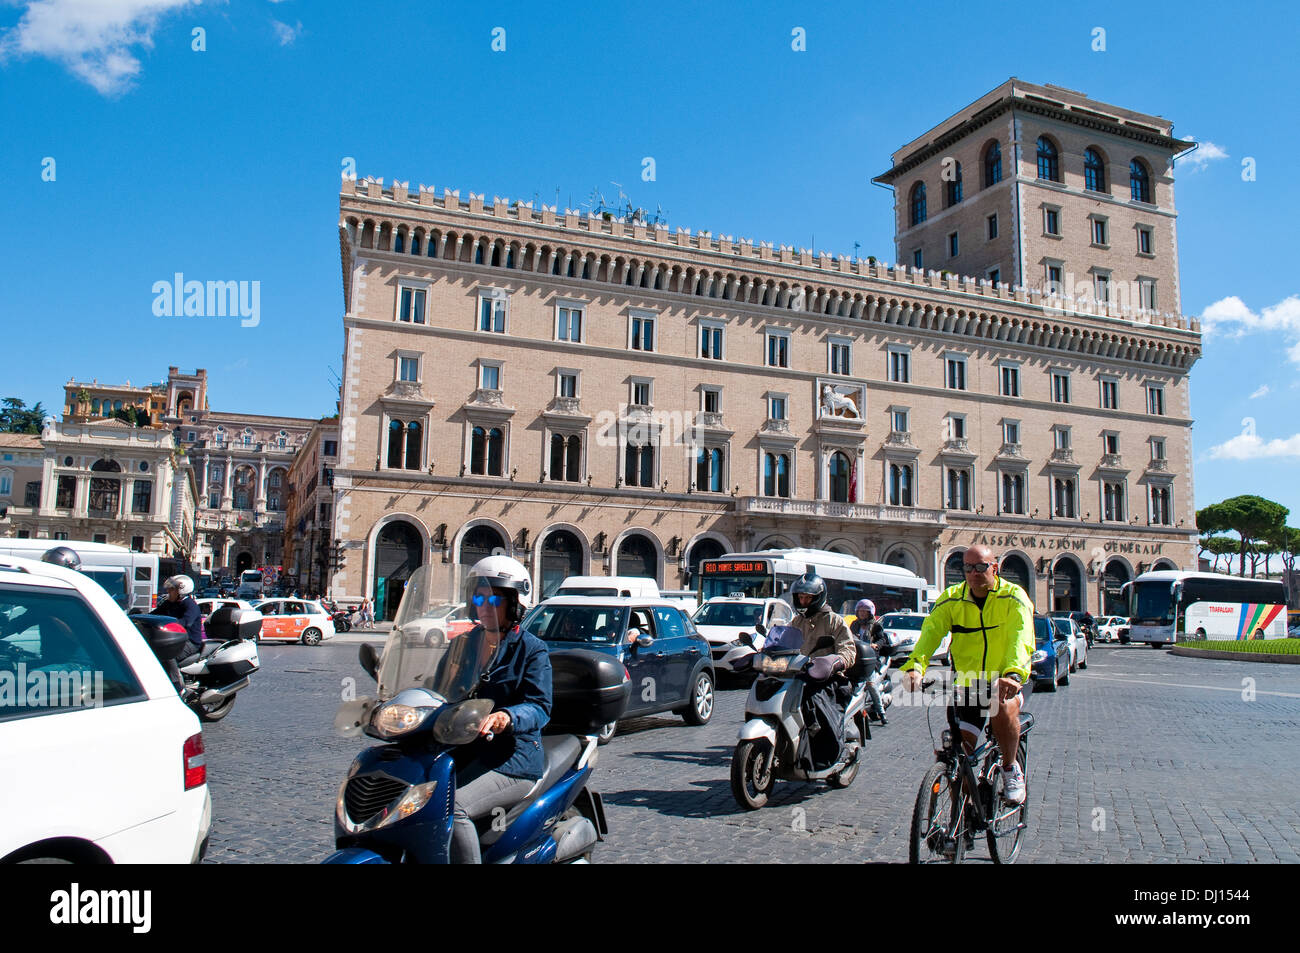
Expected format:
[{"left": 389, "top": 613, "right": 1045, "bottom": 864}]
[{"left": 184, "top": 733, "right": 206, "bottom": 790}]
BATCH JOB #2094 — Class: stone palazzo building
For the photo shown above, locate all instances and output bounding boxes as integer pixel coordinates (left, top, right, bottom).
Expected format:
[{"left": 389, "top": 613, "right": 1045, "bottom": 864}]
[{"left": 329, "top": 80, "right": 1201, "bottom": 621}]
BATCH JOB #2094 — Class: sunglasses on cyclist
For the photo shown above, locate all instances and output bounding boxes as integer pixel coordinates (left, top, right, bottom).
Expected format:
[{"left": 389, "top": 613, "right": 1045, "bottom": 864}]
[
  {"left": 471, "top": 593, "right": 505, "bottom": 607},
  {"left": 963, "top": 562, "right": 995, "bottom": 573}
]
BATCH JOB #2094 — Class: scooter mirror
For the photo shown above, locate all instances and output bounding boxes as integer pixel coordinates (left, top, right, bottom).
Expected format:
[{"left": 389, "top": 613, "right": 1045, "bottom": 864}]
[
  {"left": 754, "top": 622, "right": 767, "bottom": 636},
  {"left": 359, "top": 642, "right": 380, "bottom": 681},
  {"left": 433, "top": 698, "right": 496, "bottom": 745},
  {"left": 738, "top": 631, "right": 754, "bottom": 648}
]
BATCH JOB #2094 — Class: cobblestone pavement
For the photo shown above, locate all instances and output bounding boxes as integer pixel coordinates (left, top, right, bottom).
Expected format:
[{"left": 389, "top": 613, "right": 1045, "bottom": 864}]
[{"left": 202, "top": 641, "right": 1300, "bottom": 863}]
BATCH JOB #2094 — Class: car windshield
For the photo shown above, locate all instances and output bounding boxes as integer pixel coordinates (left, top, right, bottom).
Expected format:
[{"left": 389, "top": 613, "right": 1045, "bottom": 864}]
[
  {"left": 693, "top": 602, "right": 764, "bottom": 627},
  {"left": 1051, "top": 618, "right": 1072, "bottom": 635},
  {"left": 880, "top": 614, "right": 925, "bottom": 630},
  {"left": 375, "top": 565, "right": 499, "bottom": 705},
  {"left": 524, "top": 604, "right": 629, "bottom": 645},
  {"left": 1034, "top": 617, "right": 1055, "bottom": 644}
]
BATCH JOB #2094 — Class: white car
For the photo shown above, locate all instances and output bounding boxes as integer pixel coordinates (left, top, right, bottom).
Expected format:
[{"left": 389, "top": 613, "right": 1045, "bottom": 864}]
[
  {"left": 691, "top": 596, "right": 795, "bottom": 672},
  {"left": 877, "top": 612, "right": 932, "bottom": 660},
  {"left": 1051, "top": 616, "right": 1088, "bottom": 671},
  {"left": 251, "top": 598, "right": 337, "bottom": 645},
  {"left": 1095, "top": 616, "right": 1128, "bottom": 643},
  {"left": 196, "top": 597, "right": 260, "bottom": 621},
  {"left": 0, "top": 554, "right": 211, "bottom": 863}
]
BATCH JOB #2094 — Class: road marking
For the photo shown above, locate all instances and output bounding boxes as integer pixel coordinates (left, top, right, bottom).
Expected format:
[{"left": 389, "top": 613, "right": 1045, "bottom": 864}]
[{"left": 1078, "top": 673, "right": 1300, "bottom": 699}]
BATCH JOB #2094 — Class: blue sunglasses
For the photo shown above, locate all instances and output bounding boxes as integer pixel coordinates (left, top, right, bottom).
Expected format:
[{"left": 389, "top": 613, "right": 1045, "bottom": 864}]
[{"left": 472, "top": 593, "right": 505, "bottom": 607}]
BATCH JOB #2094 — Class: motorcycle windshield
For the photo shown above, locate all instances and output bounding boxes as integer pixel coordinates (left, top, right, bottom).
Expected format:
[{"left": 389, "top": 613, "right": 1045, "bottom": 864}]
[
  {"left": 763, "top": 624, "right": 803, "bottom": 654},
  {"left": 376, "top": 565, "right": 491, "bottom": 705}
]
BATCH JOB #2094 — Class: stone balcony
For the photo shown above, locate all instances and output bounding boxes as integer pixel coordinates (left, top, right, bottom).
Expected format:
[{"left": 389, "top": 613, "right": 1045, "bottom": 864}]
[
  {"left": 738, "top": 496, "right": 946, "bottom": 527},
  {"left": 1049, "top": 448, "right": 1076, "bottom": 464},
  {"left": 884, "top": 430, "right": 917, "bottom": 449},
  {"left": 547, "top": 396, "right": 582, "bottom": 415},
  {"left": 759, "top": 418, "right": 791, "bottom": 435},
  {"left": 1099, "top": 453, "right": 1124, "bottom": 469},
  {"left": 997, "top": 442, "right": 1025, "bottom": 459},
  {"left": 1146, "top": 458, "right": 1170, "bottom": 472}
]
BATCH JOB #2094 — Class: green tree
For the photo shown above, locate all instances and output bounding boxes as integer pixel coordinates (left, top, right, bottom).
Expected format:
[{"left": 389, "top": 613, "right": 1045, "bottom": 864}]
[
  {"left": 1199, "top": 535, "right": 1238, "bottom": 573},
  {"left": 1197, "top": 495, "right": 1290, "bottom": 577},
  {"left": 0, "top": 397, "right": 46, "bottom": 434}
]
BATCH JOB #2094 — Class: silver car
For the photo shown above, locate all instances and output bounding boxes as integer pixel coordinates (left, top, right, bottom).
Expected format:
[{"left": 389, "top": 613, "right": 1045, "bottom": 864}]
[{"left": 1051, "top": 616, "right": 1088, "bottom": 671}]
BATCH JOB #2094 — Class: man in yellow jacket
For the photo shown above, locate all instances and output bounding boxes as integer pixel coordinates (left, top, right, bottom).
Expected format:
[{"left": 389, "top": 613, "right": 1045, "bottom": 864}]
[{"left": 900, "top": 545, "right": 1034, "bottom": 804}]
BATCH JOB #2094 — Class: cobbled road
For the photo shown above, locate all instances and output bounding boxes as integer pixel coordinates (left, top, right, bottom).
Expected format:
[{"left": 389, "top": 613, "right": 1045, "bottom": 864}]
[{"left": 201, "top": 640, "right": 1300, "bottom": 863}]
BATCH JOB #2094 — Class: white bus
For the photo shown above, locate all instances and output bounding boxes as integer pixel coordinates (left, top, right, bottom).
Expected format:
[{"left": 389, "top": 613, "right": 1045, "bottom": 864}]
[
  {"left": 696, "top": 548, "right": 927, "bottom": 617},
  {"left": 1124, "top": 570, "right": 1287, "bottom": 646},
  {"left": 0, "top": 538, "right": 160, "bottom": 611}
]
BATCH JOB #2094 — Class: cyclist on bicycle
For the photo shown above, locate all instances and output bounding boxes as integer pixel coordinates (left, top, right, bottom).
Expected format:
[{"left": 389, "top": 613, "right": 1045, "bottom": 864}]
[{"left": 899, "top": 545, "right": 1034, "bottom": 805}]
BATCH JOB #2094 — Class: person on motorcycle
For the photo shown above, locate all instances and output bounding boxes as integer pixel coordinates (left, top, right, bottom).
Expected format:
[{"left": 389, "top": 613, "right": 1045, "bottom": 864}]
[
  {"left": 850, "top": 599, "right": 890, "bottom": 726},
  {"left": 447, "top": 555, "right": 553, "bottom": 864},
  {"left": 787, "top": 570, "right": 856, "bottom": 761},
  {"left": 899, "top": 545, "right": 1034, "bottom": 805},
  {"left": 156, "top": 575, "right": 204, "bottom": 651}
]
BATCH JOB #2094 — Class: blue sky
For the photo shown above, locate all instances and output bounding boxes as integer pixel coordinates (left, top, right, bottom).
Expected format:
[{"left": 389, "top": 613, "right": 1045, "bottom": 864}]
[{"left": 2, "top": 0, "right": 1299, "bottom": 531}]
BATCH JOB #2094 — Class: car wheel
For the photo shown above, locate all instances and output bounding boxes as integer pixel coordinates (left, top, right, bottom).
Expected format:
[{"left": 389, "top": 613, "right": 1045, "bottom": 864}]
[
  {"left": 1079, "top": 646, "right": 1088, "bottom": 669},
  {"left": 1151, "top": 642, "right": 1164, "bottom": 649},
  {"left": 302, "top": 628, "right": 323, "bottom": 646},
  {"left": 1118, "top": 635, "right": 1130, "bottom": 644},
  {"left": 1069, "top": 649, "right": 1077, "bottom": 673},
  {"left": 683, "top": 670, "right": 715, "bottom": 726},
  {"left": 1059, "top": 658, "right": 1070, "bottom": 686},
  {"left": 596, "top": 721, "right": 617, "bottom": 745},
  {"left": 1196, "top": 628, "right": 1207, "bottom": 640}
]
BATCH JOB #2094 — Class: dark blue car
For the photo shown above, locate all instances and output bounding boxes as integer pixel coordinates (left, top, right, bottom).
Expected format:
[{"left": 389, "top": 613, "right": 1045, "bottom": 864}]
[
  {"left": 522, "top": 596, "right": 715, "bottom": 744},
  {"left": 1030, "top": 615, "right": 1070, "bottom": 692}
]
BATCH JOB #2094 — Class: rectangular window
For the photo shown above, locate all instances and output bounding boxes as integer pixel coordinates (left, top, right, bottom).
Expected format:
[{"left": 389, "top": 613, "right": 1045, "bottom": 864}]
[
  {"left": 557, "top": 305, "right": 584, "bottom": 343},
  {"left": 631, "top": 380, "right": 652, "bottom": 407},
  {"left": 889, "top": 464, "right": 913, "bottom": 507},
  {"left": 769, "top": 396, "right": 787, "bottom": 421},
  {"left": 1044, "top": 208, "right": 1060, "bottom": 236},
  {"left": 1139, "top": 279, "right": 1157, "bottom": 311},
  {"left": 949, "top": 415, "right": 966, "bottom": 440},
  {"left": 187, "top": 431, "right": 196, "bottom": 442},
  {"left": 1103, "top": 482, "right": 1126, "bottom": 522},
  {"left": 1091, "top": 217, "right": 1108, "bottom": 246},
  {"left": 888, "top": 350, "right": 911, "bottom": 383},
  {"left": 1001, "top": 473, "right": 1025, "bottom": 514},
  {"left": 892, "top": 409, "right": 909, "bottom": 433},
  {"left": 1054, "top": 478, "right": 1076, "bottom": 518},
  {"left": 56, "top": 475, "right": 76, "bottom": 509},
  {"left": 829, "top": 341, "right": 851, "bottom": 376},
  {"left": 1147, "top": 386, "right": 1166, "bottom": 416},
  {"left": 559, "top": 373, "right": 578, "bottom": 399},
  {"left": 130, "top": 536, "right": 144, "bottom": 552},
  {"left": 131, "top": 481, "right": 152, "bottom": 514},
  {"left": 0, "top": 474, "right": 9, "bottom": 496},
  {"left": 478, "top": 293, "right": 507, "bottom": 333},
  {"left": 630, "top": 313, "right": 655, "bottom": 351},
  {"left": 1102, "top": 433, "right": 1119, "bottom": 455},
  {"left": 946, "top": 469, "right": 971, "bottom": 510},
  {"left": 1138, "top": 227, "right": 1154, "bottom": 255},
  {"left": 399, "top": 356, "right": 419, "bottom": 382},
  {"left": 1095, "top": 273, "right": 1111, "bottom": 304},
  {"left": 948, "top": 232, "right": 959, "bottom": 257},
  {"left": 913, "top": 248, "right": 923, "bottom": 269},
  {"left": 1051, "top": 371, "right": 1070, "bottom": 404},
  {"left": 480, "top": 364, "right": 501, "bottom": 391},
  {"left": 987, "top": 214, "right": 998, "bottom": 240},
  {"left": 766, "top": 332, "right": 789, "bottom": 368},
  {"left": 398, "top": 287, "right": 426, "bottom": 324},
  {"left": 1152, "top": 437, "right": 1166, "bottom": 461},
  {"left": 946, "top": 357, "right": 967, "bottom": 391},
  {"left": 1002, "top": 420, "right": 1019, "bottom": 446},
  {"left": 323, "top": 440, "right": 338, "bottom": 457},
  {"left": 1000, "top": 365, "right": 1020, "bottom": 398},
  {"left": 1046, "top": 263, "right": 1063, "bottom": 292},
  {"left": 1054, "top": 428, "right": 1071, "bottom": 451},
  {"left": 987, "top": 268, "right": 1001, "bottom": 289},
  {"left": 700, "top": 324, "right": 724, "bottom": 360},
  {"left": 1101, "top": 379, "right": 1119, "bottom": 410},
  {"left": 24, "top": 482, "right": 40, "bottom": 507},
  {"left": 1151, "top": 486, "right": 1172, "bottom": 525},
  {"left": 701, "top": 388, "right": 721, "bottom": 413}
]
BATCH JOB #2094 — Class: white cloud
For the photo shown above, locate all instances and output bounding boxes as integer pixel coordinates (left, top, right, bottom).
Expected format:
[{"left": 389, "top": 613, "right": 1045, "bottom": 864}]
[
  {"left": 1199, "top": 295, "right": 1300, "bottom": 367},
  {"left": 0, "top": 0, "right": 199, "bottom": 95},
  {"left": 270, "top": 18, "right": 300, "bottom": 45},
  {"left": 1180, "top": 139, "right": 1230, "bottom": 170},
  {"left": 1250, "top": 385, "right": 1270, "bottom": 399},
  {"left": 1206, "top": 433, "right": 1300, "bottom": 461}
]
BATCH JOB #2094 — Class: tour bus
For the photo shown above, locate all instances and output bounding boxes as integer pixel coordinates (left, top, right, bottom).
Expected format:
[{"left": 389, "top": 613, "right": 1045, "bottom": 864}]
[
  {"left": 695, "top": 548, "right": 927, "bottom": 617},
  {"left": 0, "top": 538, "right": 159, "bottom": 611},
  {"left": 237, "top": 569, "right": 265, "bottom": 599},
  {"left": 1124, "top": 570, "right": 1287, "bottom": 646}
]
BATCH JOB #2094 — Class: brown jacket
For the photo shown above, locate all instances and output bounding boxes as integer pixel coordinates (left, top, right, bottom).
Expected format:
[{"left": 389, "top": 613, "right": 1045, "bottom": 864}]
[{"left": 791, "top": 607, "right": 856, "bottom": 668}]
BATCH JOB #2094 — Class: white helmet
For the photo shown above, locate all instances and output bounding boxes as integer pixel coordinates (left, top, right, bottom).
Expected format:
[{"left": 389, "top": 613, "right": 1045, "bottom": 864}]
[
  {"left": 165, "top": 574, "right": 195, "bottom": 597},
  {"left": 463, "top": 554, "right": 533, "bottom": 625}
]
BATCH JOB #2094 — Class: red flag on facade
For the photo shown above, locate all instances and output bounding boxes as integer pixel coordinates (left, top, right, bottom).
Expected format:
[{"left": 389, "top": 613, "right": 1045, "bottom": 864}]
[{"left": 848, "top": 459, "right": 858, "bottom": 502}]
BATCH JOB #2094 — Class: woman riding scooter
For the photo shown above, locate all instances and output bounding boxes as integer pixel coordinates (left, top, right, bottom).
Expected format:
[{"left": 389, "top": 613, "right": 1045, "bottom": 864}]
[
  {"left": 850, "top": 599, "right": 890, "bottom": 726},
  {"left": 443, "top": 555, "right": 553, "bottom": 864}
]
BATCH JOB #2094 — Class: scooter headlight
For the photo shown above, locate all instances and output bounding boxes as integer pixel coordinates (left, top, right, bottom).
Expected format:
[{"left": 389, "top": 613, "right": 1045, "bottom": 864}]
[
  {"left": 367, "top": 688, "right": 444, "bottom": 739},
  {"left": 757, "top": 656, "right": 791, "bottom": 675}
]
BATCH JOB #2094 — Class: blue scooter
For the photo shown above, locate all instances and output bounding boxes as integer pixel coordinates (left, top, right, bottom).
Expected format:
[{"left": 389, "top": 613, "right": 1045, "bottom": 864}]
[{"left": 324, "top": 574, "right": 629, "bottom": 864}]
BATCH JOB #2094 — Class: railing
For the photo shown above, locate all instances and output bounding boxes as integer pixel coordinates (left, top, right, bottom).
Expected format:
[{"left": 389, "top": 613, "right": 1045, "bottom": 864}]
[{"left": 739, "top": 496, "right": 946, "bottom": 526}]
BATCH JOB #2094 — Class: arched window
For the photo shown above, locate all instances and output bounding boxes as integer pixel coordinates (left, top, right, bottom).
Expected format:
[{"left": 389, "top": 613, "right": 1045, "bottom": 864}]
[
  {"left": 1036, "top": 137, "right": 1060, "bottom": 182},
  {"left": 1084, "top": 148, "right": 1106, "bottom": 192},
  {"left": 471, "top": 427, "right": 486, "bottom": 474},
  {"left": 393, "top": 230, "right": 405, "bottom": 254},
  {"left": 474, "top": 243, "right": 484, "bottom": 265},
  {"left": 764, "top": 452, "right": 790, "bottom": 498},
  {"left": 387, "top": 419, "right": 404, "bottom": 469},
  {"left": 404, "top": 421, "right": 421, "bottom": 470},
  {"left": 624, "top": 441, "right": 654, "bottom": 488},
  {"left": 889, "top": 463, "right": 913, "bottom": 506},
  {"left": 909, "top": 182, "right": 927, "bottom": 226},
  {"left": 1130, "top": 159, "right": 1151, "bottom": 202},
  {"left": 696, "top": 446, "right": 724, "bottom": 493},
  {"left": 945, "top": 161, "right": 963, "bottom": 207},
  {"left": 946, "top": 469, "right": 970, "bottom": 510},
  {"left": 828, "top": 452, "right": 850, "bottom": 503},
  {"left": 944, "top": 552, "right": 966, "bottom": 588},
  {"left": 983, "top": 140, "right": 1002, "bottom": 187},
  {"left": 113, "top": 400, "right": 123, "bottom": 412},
  {"left": 617, "top": 534, "right": 658, "bottom": 579}
]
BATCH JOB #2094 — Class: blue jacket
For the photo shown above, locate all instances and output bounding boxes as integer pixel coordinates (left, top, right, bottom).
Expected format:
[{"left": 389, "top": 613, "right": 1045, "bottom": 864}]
[
  {"left": 459, "top": 623, "right": 553, "bottom": 780},
  {"left": 157, "top": 597, "right": 204, "bottom": 648}
]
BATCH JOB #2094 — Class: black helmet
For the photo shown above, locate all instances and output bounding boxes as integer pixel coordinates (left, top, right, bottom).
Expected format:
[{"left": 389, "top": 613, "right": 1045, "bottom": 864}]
[
  {"left": 790, "top": 569, "right": 827, "bottom": 618},
  {"left": 41, "top": 546, "right": 81, "bottom": 571}
]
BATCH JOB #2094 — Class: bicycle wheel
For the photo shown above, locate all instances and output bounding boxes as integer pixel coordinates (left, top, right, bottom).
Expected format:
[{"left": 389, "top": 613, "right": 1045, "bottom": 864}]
[
  {"left": 909, "top": 762, "right": 967, "bottom": 864},
  {"left": 986, "top": 742, "right": 1028, "bottom": 864}
]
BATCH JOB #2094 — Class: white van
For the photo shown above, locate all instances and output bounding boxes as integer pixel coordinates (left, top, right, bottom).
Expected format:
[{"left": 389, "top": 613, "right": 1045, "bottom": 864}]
[
  {"left": 0, "top": 539, "right": 158, "bottom": 611},
  {"left": 555, "top": 575, "right": 661, "bottom": 599}
]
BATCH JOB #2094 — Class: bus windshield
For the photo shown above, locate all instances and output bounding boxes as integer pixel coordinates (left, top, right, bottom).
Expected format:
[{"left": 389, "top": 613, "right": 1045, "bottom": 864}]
[{"left": 1131, "top": 581, "right": 1176, "bottom": 625}]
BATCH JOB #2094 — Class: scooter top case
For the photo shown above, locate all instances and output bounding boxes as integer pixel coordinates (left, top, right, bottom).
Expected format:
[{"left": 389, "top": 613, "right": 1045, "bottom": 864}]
[{"left": 206, "top": 605, "right": 263, "bottom": 642}]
